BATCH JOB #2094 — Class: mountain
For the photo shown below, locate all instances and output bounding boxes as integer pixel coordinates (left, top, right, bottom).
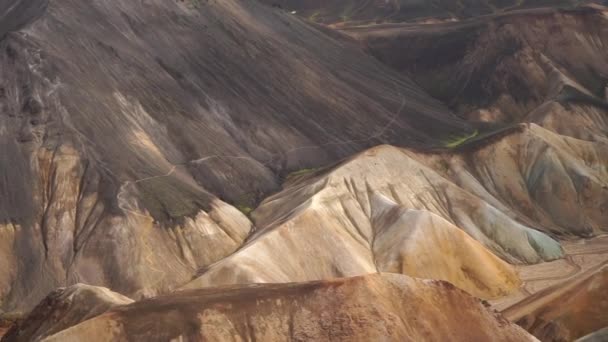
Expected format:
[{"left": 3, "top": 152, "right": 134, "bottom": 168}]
[
  {"left": 0, "top": 0, "right": 474, "bottom": 311},
  {"left": 1, "top": 0, "right": 608, "bottom": 340},
  {"left": 4, "top": 274, "right": 537, "bottom": 342},
  {"left": 343, "top": 5, "right": 608, "bottom": 125}
]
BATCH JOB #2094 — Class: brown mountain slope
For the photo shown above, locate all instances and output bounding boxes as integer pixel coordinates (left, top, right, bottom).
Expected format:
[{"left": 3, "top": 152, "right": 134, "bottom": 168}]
[
  {"left": 343, "top": 5, "right": 608, "bottom": 123},
  {"left": 0, "top": 0, "right": 474, "bottom": 312},
  {"left": 259, "top": 0, "right": 599, "bottom": 25},
  {"left": 6, "top": 274, "right": 537, "bottom": 342},
  {"left": 1, "top": 284, "right": 132, "bottom": 342},
  {"left": 503, "top": 262, "right": 608, "bottom": 341}
]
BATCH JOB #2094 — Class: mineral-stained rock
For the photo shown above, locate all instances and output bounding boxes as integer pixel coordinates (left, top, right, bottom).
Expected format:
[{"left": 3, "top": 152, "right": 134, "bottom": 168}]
[{"left": 16, "top": 274, "right": 537, "bottom": 342}]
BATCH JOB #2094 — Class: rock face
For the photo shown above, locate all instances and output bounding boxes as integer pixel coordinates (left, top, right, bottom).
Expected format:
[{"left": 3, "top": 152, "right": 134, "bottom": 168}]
[
  {"left": 2, "top": 284, "right": 132, "bottom": 342},
  {"left": 0, "top": 0, "right": 472, "bottom": 311},
  {"left": 503, "top": 263, "right": 608, "bottom": 342},
  {"left": 14, "top": 274, "right": 537, "bottom": 342}
]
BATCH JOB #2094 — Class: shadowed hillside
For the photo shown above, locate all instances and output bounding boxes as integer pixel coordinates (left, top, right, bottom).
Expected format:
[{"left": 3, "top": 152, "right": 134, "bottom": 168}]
[
  {"left": 259, "top": 0, "right": 603, "bottom": 24},
  {"left": 343, "top": 6, "right": 608, "bottom": 124},
  {"left": 0, "top": 0, "right": 473, "bottom": 311}
]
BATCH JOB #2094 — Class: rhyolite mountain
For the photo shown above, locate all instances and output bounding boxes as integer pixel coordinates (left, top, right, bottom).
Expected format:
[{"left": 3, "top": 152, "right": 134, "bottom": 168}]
[
  {"left": 1, "top": 0, "right": 607, "bottom": 341},
  {"left": 0, "top": 0, "right": 474, "bottom": 312}
]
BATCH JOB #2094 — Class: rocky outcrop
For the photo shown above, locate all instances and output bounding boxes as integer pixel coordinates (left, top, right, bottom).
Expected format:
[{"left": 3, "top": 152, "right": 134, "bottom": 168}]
[
  {"left": 2, "top": 284, "right": 132, "bottom": 342},
  {"left": 17, "top": 274, "right": 537, "bottom": 342}
]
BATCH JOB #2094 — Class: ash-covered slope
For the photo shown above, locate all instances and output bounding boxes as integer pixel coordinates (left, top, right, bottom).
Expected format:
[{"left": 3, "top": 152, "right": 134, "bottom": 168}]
[
  {"left": 8, "top": 274, "right": 537, "bottom": 342},
  {"left": 0, "top": 0, "right": 473, "bottom": 311},
  {"left": 344, "top": 5, "right": 608, "bottom": 124}
]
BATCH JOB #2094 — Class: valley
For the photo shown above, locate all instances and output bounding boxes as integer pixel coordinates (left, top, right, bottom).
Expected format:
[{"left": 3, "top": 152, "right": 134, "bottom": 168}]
[{"left": 0, "top": 0, "right": 607, "bottom": 341}]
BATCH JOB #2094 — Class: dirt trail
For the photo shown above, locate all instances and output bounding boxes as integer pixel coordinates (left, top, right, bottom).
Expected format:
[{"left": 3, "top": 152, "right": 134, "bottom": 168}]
[{"left": 491, "top": 235, "right": 608, "bottom": 311}]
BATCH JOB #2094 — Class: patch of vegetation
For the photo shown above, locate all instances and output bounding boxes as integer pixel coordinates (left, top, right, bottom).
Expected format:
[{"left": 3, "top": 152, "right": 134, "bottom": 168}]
[
  {"left": 287, "top": 167, "right": 318, "bottom": 179},
  {"left": 443, "top": 129, "right": 479, "bottom": 148},
  {"left": 236, "top": 204, "right": 253, "bottom": 217}
]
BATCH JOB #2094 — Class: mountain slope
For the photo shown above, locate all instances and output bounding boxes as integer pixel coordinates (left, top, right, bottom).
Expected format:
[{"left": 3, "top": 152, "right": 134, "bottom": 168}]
[
  {"left": 184, "top": 121, "right": 608, "bottom": 299},
  {"left": 259, "top": 0, "right": 600, "bottom": 24},
  {"left": 2, "top": 0, "right": 608, "bottom": 335},
  {"left": 1, "top": 284, "right": 132, "bottom": 342},
  {"left": 0, "top": 0, "right": 473, "bottom": 311},
  {"left": 344, "top": 5, "right": 608, "bottom": 123},
  {"left": 8, "top": 274, "right": 537, "bottom": 342}
]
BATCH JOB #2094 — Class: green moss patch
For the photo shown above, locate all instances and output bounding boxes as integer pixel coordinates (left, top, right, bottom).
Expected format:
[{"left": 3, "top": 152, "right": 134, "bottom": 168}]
[{"left": 443, "top": 129, "right": 479, "bottom": 148}]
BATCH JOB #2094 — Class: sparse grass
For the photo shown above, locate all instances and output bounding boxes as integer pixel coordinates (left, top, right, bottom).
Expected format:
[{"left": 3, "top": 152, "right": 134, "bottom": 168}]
[
  {"left": 287, "top": 168, "right": 318, "bottom": 179},
  {"left": 443, "top": 129, "right": 479, "bottom": 148}
]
